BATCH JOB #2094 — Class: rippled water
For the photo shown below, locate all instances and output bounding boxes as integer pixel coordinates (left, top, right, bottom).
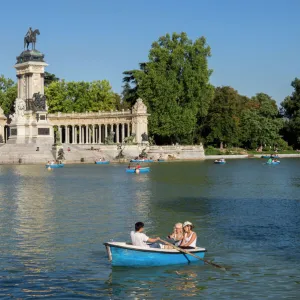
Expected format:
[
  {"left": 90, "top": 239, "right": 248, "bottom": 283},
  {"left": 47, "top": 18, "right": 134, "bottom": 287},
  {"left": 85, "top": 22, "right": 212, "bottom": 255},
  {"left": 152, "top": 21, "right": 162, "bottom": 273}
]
[{"left": 0, "top": 159, "right": 299, "bottom": 299}]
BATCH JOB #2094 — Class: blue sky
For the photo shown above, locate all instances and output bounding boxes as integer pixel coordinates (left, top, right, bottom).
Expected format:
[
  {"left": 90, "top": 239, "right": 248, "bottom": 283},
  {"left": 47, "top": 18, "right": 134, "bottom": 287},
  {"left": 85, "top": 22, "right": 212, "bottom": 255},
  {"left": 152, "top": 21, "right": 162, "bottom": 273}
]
[{"left": 1, "top": 0, "right": 300, "bottom": 104}]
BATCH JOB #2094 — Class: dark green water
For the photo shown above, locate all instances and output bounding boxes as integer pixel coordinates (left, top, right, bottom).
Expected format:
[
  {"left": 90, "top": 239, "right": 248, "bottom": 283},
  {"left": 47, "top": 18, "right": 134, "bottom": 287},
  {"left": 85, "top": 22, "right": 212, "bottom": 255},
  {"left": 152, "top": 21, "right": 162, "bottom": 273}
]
[{"left": 0, "top": 159, "right": 299, "bottom": 299}]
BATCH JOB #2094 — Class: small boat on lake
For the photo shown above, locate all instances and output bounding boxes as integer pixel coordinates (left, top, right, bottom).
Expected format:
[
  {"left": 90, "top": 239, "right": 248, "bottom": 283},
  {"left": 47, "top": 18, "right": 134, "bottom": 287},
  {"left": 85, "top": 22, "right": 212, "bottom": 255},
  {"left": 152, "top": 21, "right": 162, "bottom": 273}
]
[
  {"left": 104, "top": 242, "right": 206, "bottom": 267},
  {"left": 158, "top": 159, "right": 165, "bottom": 162},
  {"left": 214, "top": 160, "right": 226, "bottom": 164},
  {"left": 261, "top": 155, "right": 279, "bottom": 159},
  {"left": 266, "top": 161, "right": 280, "bottom": 165},
  {"left": 45, "top": 164, "right": 64, "bottom": 169},
  {"left": 95, "top": 161, "right": 110, "bottom": 165},
  {"left": 126, "top": 167, "right": 150, "bottom": 173},
  {"left": 130, "top": 159, "right": 154, "bottom": 163}
]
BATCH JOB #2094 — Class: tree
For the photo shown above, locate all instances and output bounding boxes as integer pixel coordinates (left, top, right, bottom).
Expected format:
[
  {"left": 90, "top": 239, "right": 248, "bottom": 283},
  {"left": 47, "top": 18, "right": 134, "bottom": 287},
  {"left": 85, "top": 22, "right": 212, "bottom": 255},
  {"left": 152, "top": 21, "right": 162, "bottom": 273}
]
[
  {"left": 281, "top": 78, "right": 300, "bottom": 148},
  {"left": 0, "top": 75, "right": 17, "bottom": 115},
  {"left": 204, "top": 86, "right": 247, "bottom": 148},
  {"left": 44, "top": 72, "right": 59, "bottom": 87},
  {"left": 123, "top": 32, "right": 214, "bottom": 144},
  {"left": 241, "top": 93, "right": 283, "bottom": 149},
  {"left": 45, "top": 80, "right": 118, "bottom": 113}
]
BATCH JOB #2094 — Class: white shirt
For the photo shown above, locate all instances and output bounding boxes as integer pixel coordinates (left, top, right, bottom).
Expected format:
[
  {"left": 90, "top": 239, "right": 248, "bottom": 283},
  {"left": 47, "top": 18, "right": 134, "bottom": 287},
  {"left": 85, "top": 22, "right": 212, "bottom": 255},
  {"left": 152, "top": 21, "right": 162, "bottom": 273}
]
[{"left": 130, "top": 231, "right": 150, "bottom": 248}]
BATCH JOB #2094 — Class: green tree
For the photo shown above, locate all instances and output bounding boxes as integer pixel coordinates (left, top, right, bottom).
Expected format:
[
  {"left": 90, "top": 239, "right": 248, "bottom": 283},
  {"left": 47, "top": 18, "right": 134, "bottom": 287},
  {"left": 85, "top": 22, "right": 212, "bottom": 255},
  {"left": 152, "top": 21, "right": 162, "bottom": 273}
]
[
  {"left": 123, "top": 32, "right": 214, "bottom": 144},
  {"left": 0, "top": 75, "right": 17, "bottom": 115},
  {"left": 45, "top": 80, "right": 118, "bottom": 113},
  {"left": 281, "top": 78, "right": 300, "bottom": 148},
  {"left": 241, "top": 93, "right": 283, "bottom": 149},
  {"left": 204, "top": 86, "right": 247, "bottom": 148},
  {"left": 44, "top": 72, "right": 59, "bottom": 87}
]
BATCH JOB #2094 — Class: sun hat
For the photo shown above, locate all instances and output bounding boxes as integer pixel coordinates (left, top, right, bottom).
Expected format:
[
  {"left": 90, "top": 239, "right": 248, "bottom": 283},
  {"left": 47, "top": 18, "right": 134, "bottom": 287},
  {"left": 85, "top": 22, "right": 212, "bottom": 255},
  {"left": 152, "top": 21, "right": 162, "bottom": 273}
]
[{"left": 183, "top": 221, "right": 193, "bottom": 227}]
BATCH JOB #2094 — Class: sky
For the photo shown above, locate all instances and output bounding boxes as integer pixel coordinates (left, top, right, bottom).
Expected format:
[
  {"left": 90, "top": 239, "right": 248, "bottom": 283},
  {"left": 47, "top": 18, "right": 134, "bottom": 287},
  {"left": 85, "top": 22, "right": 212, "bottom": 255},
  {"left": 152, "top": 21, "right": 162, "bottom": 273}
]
[{"left": 1, "top": 0, "right": 300, "bottom": 104}]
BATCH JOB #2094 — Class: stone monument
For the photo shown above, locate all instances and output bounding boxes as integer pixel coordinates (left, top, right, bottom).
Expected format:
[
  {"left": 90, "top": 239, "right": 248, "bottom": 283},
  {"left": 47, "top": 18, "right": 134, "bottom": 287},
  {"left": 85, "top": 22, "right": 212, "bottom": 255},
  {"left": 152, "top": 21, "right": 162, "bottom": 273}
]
[
  {"left": 8, "top": 27, "right": 53, "bottom": 144},
  {"left": 131, "top": 98, "right": 149, "bottom": 144}
]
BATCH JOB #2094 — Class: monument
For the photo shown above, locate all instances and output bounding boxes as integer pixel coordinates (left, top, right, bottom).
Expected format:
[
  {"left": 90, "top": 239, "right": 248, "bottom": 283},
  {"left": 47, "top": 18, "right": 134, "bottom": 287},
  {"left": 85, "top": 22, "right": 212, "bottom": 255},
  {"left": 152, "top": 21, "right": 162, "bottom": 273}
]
[{"left": 8, "top": 27, "right": 53, "bottom": 144}]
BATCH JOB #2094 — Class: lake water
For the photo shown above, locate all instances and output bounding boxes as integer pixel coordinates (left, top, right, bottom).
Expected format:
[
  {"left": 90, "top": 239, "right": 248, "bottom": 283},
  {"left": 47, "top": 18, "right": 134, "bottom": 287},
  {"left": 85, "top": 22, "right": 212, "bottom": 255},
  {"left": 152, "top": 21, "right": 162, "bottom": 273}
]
[{"left": 0, "top": 159, "right": 299, "bottom": 299}]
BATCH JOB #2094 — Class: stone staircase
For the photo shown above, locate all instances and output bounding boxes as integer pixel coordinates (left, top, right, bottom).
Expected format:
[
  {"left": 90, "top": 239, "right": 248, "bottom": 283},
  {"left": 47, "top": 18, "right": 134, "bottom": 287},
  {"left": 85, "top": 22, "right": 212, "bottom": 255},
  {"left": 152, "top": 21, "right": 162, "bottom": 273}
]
[{"left": 0, "top": 143, "right": 55, "bottom": 164}]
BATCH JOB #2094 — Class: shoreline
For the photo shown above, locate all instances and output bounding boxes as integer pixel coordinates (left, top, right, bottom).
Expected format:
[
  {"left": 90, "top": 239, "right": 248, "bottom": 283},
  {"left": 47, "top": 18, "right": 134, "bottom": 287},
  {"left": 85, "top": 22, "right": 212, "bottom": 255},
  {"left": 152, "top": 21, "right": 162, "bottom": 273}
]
[{"left": 1, "top": 153, "right": 300, "bottom": 165}]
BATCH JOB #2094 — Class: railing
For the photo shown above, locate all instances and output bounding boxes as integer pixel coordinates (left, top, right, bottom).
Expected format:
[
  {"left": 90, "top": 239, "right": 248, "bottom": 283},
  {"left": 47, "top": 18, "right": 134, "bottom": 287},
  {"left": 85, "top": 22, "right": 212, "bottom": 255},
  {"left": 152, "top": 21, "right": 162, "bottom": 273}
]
[{"left": 48, "top": 109, "right": 132, "bottom": 118}]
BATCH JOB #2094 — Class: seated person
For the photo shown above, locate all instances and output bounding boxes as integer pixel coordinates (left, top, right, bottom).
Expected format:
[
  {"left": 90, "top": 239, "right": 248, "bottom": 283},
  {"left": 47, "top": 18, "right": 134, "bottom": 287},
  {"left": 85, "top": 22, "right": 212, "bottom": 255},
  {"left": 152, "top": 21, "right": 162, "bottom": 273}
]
[
  {"left": 178, "top": 221, "right": 197, "bottom": 249},
  {"left": 135, "top": 164, "right": 141, "bottom": 169},
  {"left": 163, "top": 223, "right": 184, "bottom": 249},
  {"left": 131, "top": 222, "right": 161, "bottom": 248}
]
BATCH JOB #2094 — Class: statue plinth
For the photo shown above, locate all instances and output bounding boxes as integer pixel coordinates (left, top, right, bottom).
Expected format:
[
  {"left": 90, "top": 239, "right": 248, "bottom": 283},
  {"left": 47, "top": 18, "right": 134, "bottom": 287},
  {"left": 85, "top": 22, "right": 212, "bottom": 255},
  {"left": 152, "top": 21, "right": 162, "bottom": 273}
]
[{"left": 7, "top": 47, "right": 53, "bottom": 144}]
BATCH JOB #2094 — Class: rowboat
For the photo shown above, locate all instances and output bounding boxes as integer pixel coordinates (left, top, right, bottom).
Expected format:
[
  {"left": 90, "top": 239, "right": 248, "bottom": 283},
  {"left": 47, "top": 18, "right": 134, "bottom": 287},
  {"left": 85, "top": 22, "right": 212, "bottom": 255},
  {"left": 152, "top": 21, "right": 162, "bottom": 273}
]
[
  {"left": 126, "top": 167, "right": 150, "bottom": 173},
  {"left": 266, "top": 161, "right": 280, "bottom": 165},
  {"left": 45, "top": 164, "right": 64, "bottom": 168},
  {"left": 261, "top": 155, "right": 279, "bottom": 159},
  {"left": 95, "top": 161, "right": 110, "bottom": 164},
  {"left": 104, "top": 242, "right": 206, "bottom": 267},
  {"left": 157, "top": 159, "right": 165, "bottom": 162},
  {"left": 214, "top": 161, "right": 226, "bottom": 164},
  {"left": 130, "top": 159, "right": 154, "bottom": 163}
]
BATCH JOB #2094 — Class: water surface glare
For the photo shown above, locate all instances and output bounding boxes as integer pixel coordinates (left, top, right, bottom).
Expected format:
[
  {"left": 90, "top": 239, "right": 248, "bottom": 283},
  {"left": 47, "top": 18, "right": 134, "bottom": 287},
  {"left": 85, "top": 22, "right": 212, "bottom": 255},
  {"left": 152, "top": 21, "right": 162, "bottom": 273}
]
[{"left": 0, "top": 159, "right": 299, "bottom": 299}]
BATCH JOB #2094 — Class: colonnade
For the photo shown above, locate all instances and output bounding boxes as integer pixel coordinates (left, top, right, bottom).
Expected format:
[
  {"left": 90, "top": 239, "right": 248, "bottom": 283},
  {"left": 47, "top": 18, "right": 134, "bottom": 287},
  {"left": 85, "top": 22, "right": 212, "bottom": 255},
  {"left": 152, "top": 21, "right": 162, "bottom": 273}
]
[{"left": 53, "top": 123, "right": 131, "bottom": 144}]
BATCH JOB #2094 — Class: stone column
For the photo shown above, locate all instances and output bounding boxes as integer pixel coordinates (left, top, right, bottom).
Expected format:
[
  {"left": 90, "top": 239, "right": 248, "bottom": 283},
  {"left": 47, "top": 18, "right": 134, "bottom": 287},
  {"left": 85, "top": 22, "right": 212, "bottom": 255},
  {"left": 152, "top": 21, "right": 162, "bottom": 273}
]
[
  {"left": 105, "top": 124, "right": 108, "bottom": 139},
  {"left": 116, "top": 124, "right": 119, "bottom": 143},
  {"left": 92, "top": 124, "right": 95, "bottom": 144},
  {"left": 79, "top": 125, "right": 82, "bottom": 144},
  {"left": 85, "top": 125, "right": 88, "bottom": 144},
  {"left": 72, "top": 125, "right": 75, "bottom": 144},
  {"left": 122, "top": 123, "right": 125, "bottom": 142},
  {"left": 98, "top": 124, "right": 102, "bottom": 144},
  {"left": 59, "top": 126, "right": 62, "bottom": 144}
]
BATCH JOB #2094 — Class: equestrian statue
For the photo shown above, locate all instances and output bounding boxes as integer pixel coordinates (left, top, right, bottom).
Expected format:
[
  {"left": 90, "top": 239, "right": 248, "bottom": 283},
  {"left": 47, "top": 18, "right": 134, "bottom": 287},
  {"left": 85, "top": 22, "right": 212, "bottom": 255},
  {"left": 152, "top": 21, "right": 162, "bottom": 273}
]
[{"left": 24, "top": 27, "right": 40, "bottom": 50}]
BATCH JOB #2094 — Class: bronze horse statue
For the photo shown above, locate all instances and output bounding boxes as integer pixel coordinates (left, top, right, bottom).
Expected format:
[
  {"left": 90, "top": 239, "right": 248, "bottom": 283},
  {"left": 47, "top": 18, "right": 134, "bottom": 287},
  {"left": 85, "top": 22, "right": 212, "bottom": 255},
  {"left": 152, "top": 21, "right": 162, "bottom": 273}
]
[{"left": 24, "top": 29, "right": 40, "bottom": 50}]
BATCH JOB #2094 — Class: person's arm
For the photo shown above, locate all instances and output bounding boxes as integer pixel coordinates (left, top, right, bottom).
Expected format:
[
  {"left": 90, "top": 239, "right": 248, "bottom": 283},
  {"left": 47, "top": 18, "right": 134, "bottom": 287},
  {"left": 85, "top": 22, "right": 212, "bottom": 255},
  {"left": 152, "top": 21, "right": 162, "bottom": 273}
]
[
  {"left": 147, "top": 237, "right": 160, "bottom": 243},
  {"left": 181, "top": 233, "right": 197, "bottom": 247}
]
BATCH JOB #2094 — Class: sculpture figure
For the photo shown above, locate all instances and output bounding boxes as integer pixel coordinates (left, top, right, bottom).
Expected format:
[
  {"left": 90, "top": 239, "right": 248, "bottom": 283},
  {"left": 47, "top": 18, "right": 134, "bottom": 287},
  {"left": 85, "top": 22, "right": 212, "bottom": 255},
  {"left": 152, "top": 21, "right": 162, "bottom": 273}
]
[
  {"left": 141, "top": 132, "right": 148, "bottom": 142},
  {"left": 24, "top": 27, "right": 40, "bottom": 50},
  {"left": 9, "top": 98, "right": 26, "bottom": 121}
]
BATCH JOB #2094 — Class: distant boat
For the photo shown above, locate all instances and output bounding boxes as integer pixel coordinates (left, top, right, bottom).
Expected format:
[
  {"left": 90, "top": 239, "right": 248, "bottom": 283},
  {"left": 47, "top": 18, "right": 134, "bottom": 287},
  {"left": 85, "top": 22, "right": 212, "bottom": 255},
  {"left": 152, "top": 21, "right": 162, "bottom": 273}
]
[
  {"left": 126, "top": 167, "right": 150, "bottom": 173},
  {"left": 46, "top": 164, "right": 64, "bottom": 168},
  {"left": 214, "top": 160, "right": 226, "bottom": 164},
  {"left": 266, "top": 161, "right": 280, "bottom": 165},
  {"left": 104, "top": 242, "right": 206, "bottom": 267},
  {"left": 95, "top": 161, "right": 110, "bottom": 165},
  {"left": 130, "top": 159, "right": 154, "bottom": 163},
  {"left": 261, "top": 155, "right": 279, "bottom": 159},
  {"left": 157, "top": 159, "right": 165, "bottom": 162}
]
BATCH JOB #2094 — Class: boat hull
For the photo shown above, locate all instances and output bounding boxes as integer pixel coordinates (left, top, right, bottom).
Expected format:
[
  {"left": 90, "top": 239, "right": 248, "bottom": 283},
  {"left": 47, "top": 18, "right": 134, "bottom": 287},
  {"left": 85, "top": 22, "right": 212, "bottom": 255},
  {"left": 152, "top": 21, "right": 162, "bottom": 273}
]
[
  {"left": 266, "top": 161, "right": 280, "bottom": 165},
  {"left": 45, "top": 164, "right": 64, "bottom": 168},
  {"left": 126, "top": 167, "right": 150, "bottom": 173},
  {"left": 95, "top": 161, "right": 110, "bottom": 164},
  {"left": 214, "top": 161, "right": 226, "bottom": 164},
  {"left": 130, "top": 159, "right": 154, "bottom": 163},
  {"left": 104, "top": 242, "right": 206, "bottom": 267}
]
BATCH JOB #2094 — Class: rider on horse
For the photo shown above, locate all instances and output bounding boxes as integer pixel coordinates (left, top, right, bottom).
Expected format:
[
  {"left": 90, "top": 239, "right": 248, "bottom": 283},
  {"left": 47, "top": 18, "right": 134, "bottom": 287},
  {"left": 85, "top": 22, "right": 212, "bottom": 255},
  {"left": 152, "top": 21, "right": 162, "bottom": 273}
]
[{"left": 25, "top": 27, "right": 33, "bottom": 39}]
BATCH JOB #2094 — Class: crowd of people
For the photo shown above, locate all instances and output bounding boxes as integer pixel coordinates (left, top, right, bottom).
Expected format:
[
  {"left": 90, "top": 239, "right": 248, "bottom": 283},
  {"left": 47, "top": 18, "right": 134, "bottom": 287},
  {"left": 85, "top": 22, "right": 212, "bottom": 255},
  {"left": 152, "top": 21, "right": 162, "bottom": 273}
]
[{"left": 130, "top": 221, "right": 197, "bottom": 249}]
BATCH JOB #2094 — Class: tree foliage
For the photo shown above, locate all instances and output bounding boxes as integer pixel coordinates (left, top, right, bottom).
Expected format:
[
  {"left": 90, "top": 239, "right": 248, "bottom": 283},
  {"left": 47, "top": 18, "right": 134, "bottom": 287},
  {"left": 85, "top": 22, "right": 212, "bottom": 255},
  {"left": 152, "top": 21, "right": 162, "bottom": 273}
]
[
  {"left": 281, "top": 78, "right": 300, "bottom": 148},
  {"left": 0, "top": 75, "right": 17, "bottom": 115},
  {"left": 45, "top": 80, "right": 120, "bottom": 113},
  {"left": 123, "top": 32, "right": 214, "bottom": 144},
  {"left": 44, "top": 72, "right": 60, "bottom": 87}
]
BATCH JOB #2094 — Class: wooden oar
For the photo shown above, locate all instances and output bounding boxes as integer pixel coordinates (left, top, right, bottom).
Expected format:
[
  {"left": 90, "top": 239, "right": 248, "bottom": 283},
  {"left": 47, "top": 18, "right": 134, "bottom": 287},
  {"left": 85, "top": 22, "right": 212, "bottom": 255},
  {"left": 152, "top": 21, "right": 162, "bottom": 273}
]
[{"left": 159, "top": 238, "right": 226, "bottom": 271}]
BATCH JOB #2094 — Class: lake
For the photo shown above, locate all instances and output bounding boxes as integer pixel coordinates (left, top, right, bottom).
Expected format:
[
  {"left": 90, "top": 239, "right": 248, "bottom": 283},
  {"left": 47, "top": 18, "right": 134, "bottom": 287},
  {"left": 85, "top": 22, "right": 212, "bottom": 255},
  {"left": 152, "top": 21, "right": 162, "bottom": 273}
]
[{"left": 0, "top": 159, "right": 299, "bottom": 299}]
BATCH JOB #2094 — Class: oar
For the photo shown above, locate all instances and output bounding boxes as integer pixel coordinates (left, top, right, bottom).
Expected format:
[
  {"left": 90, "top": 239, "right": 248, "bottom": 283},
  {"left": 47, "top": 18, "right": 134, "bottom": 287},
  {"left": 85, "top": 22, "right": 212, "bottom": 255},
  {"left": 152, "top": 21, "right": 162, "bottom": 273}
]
[{"left": 159, "top": 238, "right": 226, "bottom": 271}]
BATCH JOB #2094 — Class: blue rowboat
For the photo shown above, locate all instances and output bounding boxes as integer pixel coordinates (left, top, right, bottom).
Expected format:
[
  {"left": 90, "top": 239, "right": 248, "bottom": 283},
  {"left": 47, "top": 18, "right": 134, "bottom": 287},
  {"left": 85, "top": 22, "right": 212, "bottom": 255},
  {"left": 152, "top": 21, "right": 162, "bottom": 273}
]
[
  {"left": 266, "top": 161, "right": 280, "bottom": 165},
  {"left": 158, "top": 159, "right": 165, "bottom": 162},
  {"left": 130, "top": 159, "right": 154, "bottom": 163},
  {"left": 214, "top": 161, "right": 226, "bottom": 164},
  {"left": 126, "top": 167, "right": 150, "bottom": 173},
  {"left": 261, "top": 155, "right": 279, "bottom": 159},
  {"left": 46, "top": 164, "right": 64, "bottom": 168},
  {"left": 104, "top": 242, "right": 206, "bottom": 267},
  {"left": 95, "top": 161, "right": 110, "bottom": 164}
]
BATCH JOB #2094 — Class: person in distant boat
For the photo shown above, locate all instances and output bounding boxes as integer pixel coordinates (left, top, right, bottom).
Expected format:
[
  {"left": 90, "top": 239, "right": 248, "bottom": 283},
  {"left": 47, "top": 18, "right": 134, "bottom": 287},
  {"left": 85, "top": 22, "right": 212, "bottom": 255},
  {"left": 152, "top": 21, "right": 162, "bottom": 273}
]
[
  {"left": 47, "top": 160, "right": 50, "bottom": 165},
  {"left": 128, "top": 163, "right": 132, "bottom": 169},
  {"left": 178, "top": 221, "right": 197, "bottom": 249},
  {"left": 99, "top": 158, "right": 102, "bottom": 161},
  {"left": 102, "top": 157, "right": 105, "bottom": 161},
  {"left": 268, "top": 158, "right": 273, "bottom": 164},
  {"left": 136, "top": 163, "right": 141, "bottom": 169},
  {"left": 51, "top": 160, "right": 54, "bottom": 165},
  {"left": 131, "top": 222, "right": 161, "bottom": 248}
]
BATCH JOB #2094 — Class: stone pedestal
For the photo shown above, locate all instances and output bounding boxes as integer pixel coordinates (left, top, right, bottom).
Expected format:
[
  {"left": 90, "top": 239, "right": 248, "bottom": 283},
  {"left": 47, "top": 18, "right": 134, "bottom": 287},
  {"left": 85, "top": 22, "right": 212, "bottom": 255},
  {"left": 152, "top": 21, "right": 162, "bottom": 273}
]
[{"left": 8, "top": 49, "right": 53, "bottom": 145}]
